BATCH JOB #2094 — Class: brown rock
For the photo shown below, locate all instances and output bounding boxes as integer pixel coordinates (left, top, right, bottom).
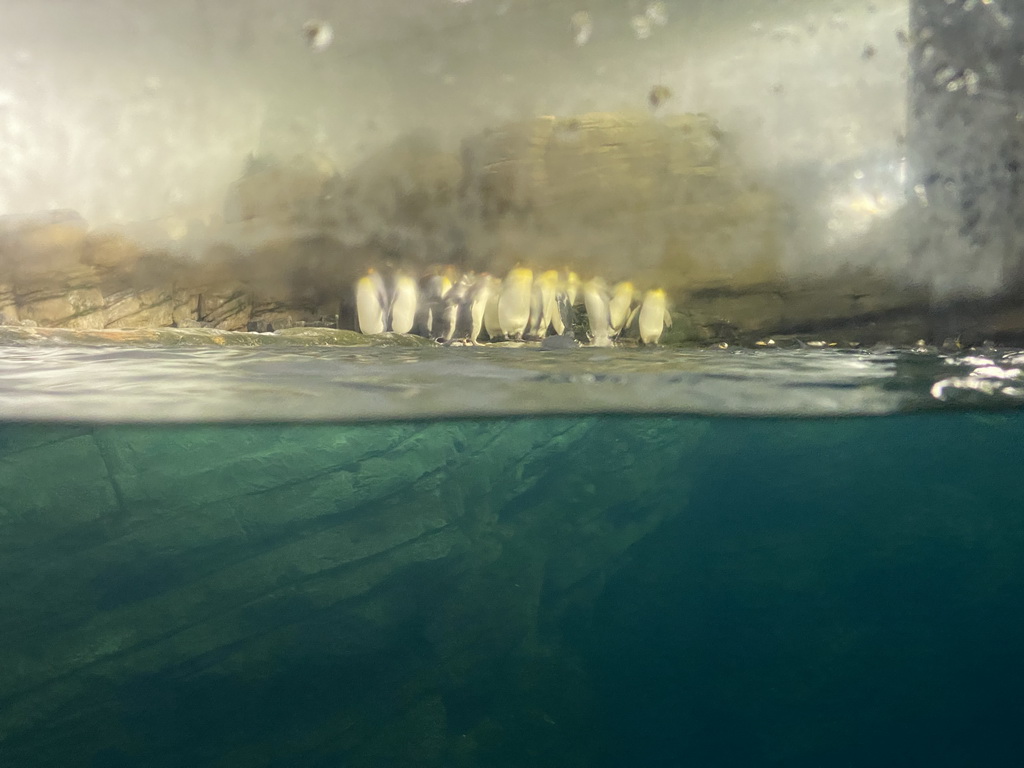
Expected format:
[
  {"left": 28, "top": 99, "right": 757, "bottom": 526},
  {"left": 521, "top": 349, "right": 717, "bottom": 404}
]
[
  {"left": 0, "top": 283, "right": 18, "bottom": 324},
  {"left": 1, "top": 220, "right": 98, "bottom": 299},
  {"left": 197, "top": 291, "right": 252, "bottom": 331},
  {"left": 459, "top": 111, "right": 781, "bottom": 286},
  {"left": 18, "top": 288, "right": 106, "bottom": 328},
  {"left": 102, "top": 289, "right": 177, "bottom": 329},
  {"left": 81, "top": 232, "right": 143, "bottom": 272},
  {"left": 172, "top": 292, "right": 200, "bottom": 326}
]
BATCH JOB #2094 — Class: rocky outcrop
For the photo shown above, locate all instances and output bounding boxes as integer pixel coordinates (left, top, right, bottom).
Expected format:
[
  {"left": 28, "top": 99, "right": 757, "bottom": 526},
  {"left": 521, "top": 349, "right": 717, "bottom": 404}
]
[
  {"left": 0, "top": 113, "right": 1017, "bottom": 344},
  {"left": 459, "top": 112, "right": 781, "bottom": 288}
]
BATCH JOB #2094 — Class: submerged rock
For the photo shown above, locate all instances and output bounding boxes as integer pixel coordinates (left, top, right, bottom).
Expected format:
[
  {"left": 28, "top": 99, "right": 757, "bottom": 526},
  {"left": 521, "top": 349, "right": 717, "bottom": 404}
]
[{"left": 0, "top": 417, "right": 709, "bottom": 765}]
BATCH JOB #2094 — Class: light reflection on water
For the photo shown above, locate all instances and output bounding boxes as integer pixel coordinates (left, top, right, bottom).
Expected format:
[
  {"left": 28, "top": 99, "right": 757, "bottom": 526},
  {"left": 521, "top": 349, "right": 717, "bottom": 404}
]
[{"left": 0, "top": 343, "right": 1021, "bottom": 422}]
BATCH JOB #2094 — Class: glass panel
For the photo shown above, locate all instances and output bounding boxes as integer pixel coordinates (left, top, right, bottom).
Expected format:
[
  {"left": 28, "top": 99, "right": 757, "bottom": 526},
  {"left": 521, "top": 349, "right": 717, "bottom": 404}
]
[{"left": 0, "top": 0, "right": 1019, "bottom": 346}]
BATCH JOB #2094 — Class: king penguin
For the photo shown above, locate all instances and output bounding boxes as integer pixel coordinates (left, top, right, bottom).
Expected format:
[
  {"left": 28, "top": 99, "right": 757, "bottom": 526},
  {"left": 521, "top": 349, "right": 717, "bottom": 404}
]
[
  {"left": 565, "top": 271, "right": 581, "bottom": 307},
  {"left": 526, "top": 269, "right": 559, "bottom": 339},
  {"left": 608, "top": 281, "right": 635, "bottom": 338},
  {"left": 355, "top": 268, "right": 388, "bottom": 334},
  {"left": 583, "top": 277, "right": 614, "bottom": 347},
  {"left": 552, "top": 270, "right": 581, "bottom": 336},
  {"left": 389, "top": 272, "right": 418, "bottom": 334},
  {"left": 417, "top": 268, "right": 454, "bottom": 337},
  {"left": 466, "top": 274, "right": 496, "bottom": 344},
  {"left": 497, "top": 267, "right": 533, "bottom": 340},
  {"left": 483, "top": 277, "right": 503, "bottom": 340},
  {"left": 638, "top": 288, "right": 672, "bottom": 345},
  {"left": 438, "top": 272, "right": 472, "bottom": 343}
]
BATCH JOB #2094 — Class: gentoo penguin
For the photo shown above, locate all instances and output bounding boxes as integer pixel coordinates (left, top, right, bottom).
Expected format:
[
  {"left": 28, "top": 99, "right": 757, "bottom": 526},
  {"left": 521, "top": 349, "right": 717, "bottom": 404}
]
[
  {"left": 582, "top": 277, "right": 614, "bottom": 347},
  {"left": 355, "top": 268, "right": 388, "bottom": 334},
  {"left": 483, "top": 277, "right": 503, "bottom": 340},
  {"left": 638, "top": 288, "right": 672, "bottom": 345},
  {"left": 497, "top": 267, "right": 533, "bottom": 340},
  {"left": 389, "top": 272, "right": 418, "bottom": 334},
  {"left": 608, "top": 281, "right": 635, "bottom": 338}
]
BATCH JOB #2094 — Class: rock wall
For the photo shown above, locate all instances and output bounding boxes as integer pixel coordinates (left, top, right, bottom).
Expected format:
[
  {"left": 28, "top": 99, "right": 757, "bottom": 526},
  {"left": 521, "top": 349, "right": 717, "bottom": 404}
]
[{"left": 0, "top": 113, "right": 1018, "bottom": 344}]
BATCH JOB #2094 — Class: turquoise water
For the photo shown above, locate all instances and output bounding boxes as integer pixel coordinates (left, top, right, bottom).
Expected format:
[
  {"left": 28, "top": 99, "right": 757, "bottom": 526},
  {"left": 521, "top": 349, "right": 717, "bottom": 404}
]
[{"left": 1, "top": 347, "right": 1023, "bottom": 766}]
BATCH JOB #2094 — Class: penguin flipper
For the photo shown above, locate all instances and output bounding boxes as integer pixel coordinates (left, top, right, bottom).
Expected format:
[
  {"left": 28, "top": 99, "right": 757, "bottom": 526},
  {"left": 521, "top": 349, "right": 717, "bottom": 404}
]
[{"left": 663, "top": 309, "right": 673, "bottom": 328}]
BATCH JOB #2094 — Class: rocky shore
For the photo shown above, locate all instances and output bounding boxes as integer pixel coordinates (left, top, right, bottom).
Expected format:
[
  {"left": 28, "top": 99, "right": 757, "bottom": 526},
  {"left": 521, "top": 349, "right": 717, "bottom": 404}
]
[{"left": 0, "top": 111, "right": 1019, "bottom": 346}]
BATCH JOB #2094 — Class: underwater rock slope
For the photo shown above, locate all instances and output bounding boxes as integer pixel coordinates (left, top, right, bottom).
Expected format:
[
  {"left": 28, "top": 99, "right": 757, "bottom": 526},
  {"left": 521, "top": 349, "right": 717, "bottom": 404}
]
[{"left": 0, "top": 417, "right": 707, "bottom": 766}]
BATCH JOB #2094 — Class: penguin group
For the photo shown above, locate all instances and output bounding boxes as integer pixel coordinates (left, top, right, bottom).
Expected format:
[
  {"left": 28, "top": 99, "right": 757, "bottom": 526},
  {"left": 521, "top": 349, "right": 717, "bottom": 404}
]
[{"left": 354, "top": 266, "right": 673, "bottom": 346}]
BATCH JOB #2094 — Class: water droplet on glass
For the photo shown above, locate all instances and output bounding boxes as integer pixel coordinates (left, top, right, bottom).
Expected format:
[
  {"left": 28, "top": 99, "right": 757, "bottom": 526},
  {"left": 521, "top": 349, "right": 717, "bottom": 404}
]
[
  {"left": 934, "top": 65, "right": 957, "bottom": 86},
  {"left": 964, "top": 68, "right": 981, "bottom": 95},
  {"left": 570, "top": 11, "right": 593, "bottom": 47},
  {"left": 630, "top": 15, "right": 652, "bottom": 40},
  {"left": 302, "top": 20, "right": 334, "bottom": 51},
  {"left": 645, "top": 1, "right": 668, "bottom": 27}
]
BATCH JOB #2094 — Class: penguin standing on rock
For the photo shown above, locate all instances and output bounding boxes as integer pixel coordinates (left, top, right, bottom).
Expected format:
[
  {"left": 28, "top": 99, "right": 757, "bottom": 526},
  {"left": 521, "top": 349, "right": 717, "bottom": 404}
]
[
  {"left": 483, "top": 277, "right": 503, "bottom": 340},
  {"left": 417, "top": 269, "right": 454, "bottom": 337},
  {"left": 355, "top": 268, "right": 388, "bottom": 334},
  {"left": 583, "top": 278, "right": 614, "bottom": 347},
  {"left": 637, "top": 288, "right": 672, "bottom": 345},
  {"left": 525, "top": 269, "right": 559, "bottom": 339},
  {"left": 466, "top": 274, "right": 496, "bottom": 344},
  {"left": 608, "top": 281, "right": 635, "bottom": 338},
  {"left": 438, "top": 272, "right": 472, "bottom": 343},
  {"left": 497, "top": 267, "right": 533, "bottom": 340},
  {"left": 389, "top": 272, "right": 418, "bottom": 334}
]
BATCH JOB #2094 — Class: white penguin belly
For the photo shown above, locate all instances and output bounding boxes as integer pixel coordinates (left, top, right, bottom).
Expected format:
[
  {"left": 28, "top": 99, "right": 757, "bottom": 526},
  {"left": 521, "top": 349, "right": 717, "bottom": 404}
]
[
  {"left": 484, "top": 283, "right": 503, "bottom": 339},
  {"left": 498, "top": 269, "right": 533, "bottom": 338},
  {"left": 389, "top": 277, "right": 417, "bottom": 334},
  {"left": 356, "top": 275, "right": 386, "bottom": 334},
  {"left": 583, "top": 282, "right": 613, "bottom": 347},
  {"left": 638, "top": 290, "right": 670, "bottom": 345}
]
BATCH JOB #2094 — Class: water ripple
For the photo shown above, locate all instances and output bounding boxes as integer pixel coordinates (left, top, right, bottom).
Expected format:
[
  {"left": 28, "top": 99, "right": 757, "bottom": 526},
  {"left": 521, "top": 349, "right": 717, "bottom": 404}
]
[{"left": 0, "top": 344, "right": 1020, "bottom": 423}]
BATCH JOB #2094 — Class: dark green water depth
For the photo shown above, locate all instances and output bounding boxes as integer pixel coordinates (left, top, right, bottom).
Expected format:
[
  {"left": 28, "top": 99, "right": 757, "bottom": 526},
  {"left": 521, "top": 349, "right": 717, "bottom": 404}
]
[{"left": 1, "top": 413, "right": 1022, "bottom": 767}]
